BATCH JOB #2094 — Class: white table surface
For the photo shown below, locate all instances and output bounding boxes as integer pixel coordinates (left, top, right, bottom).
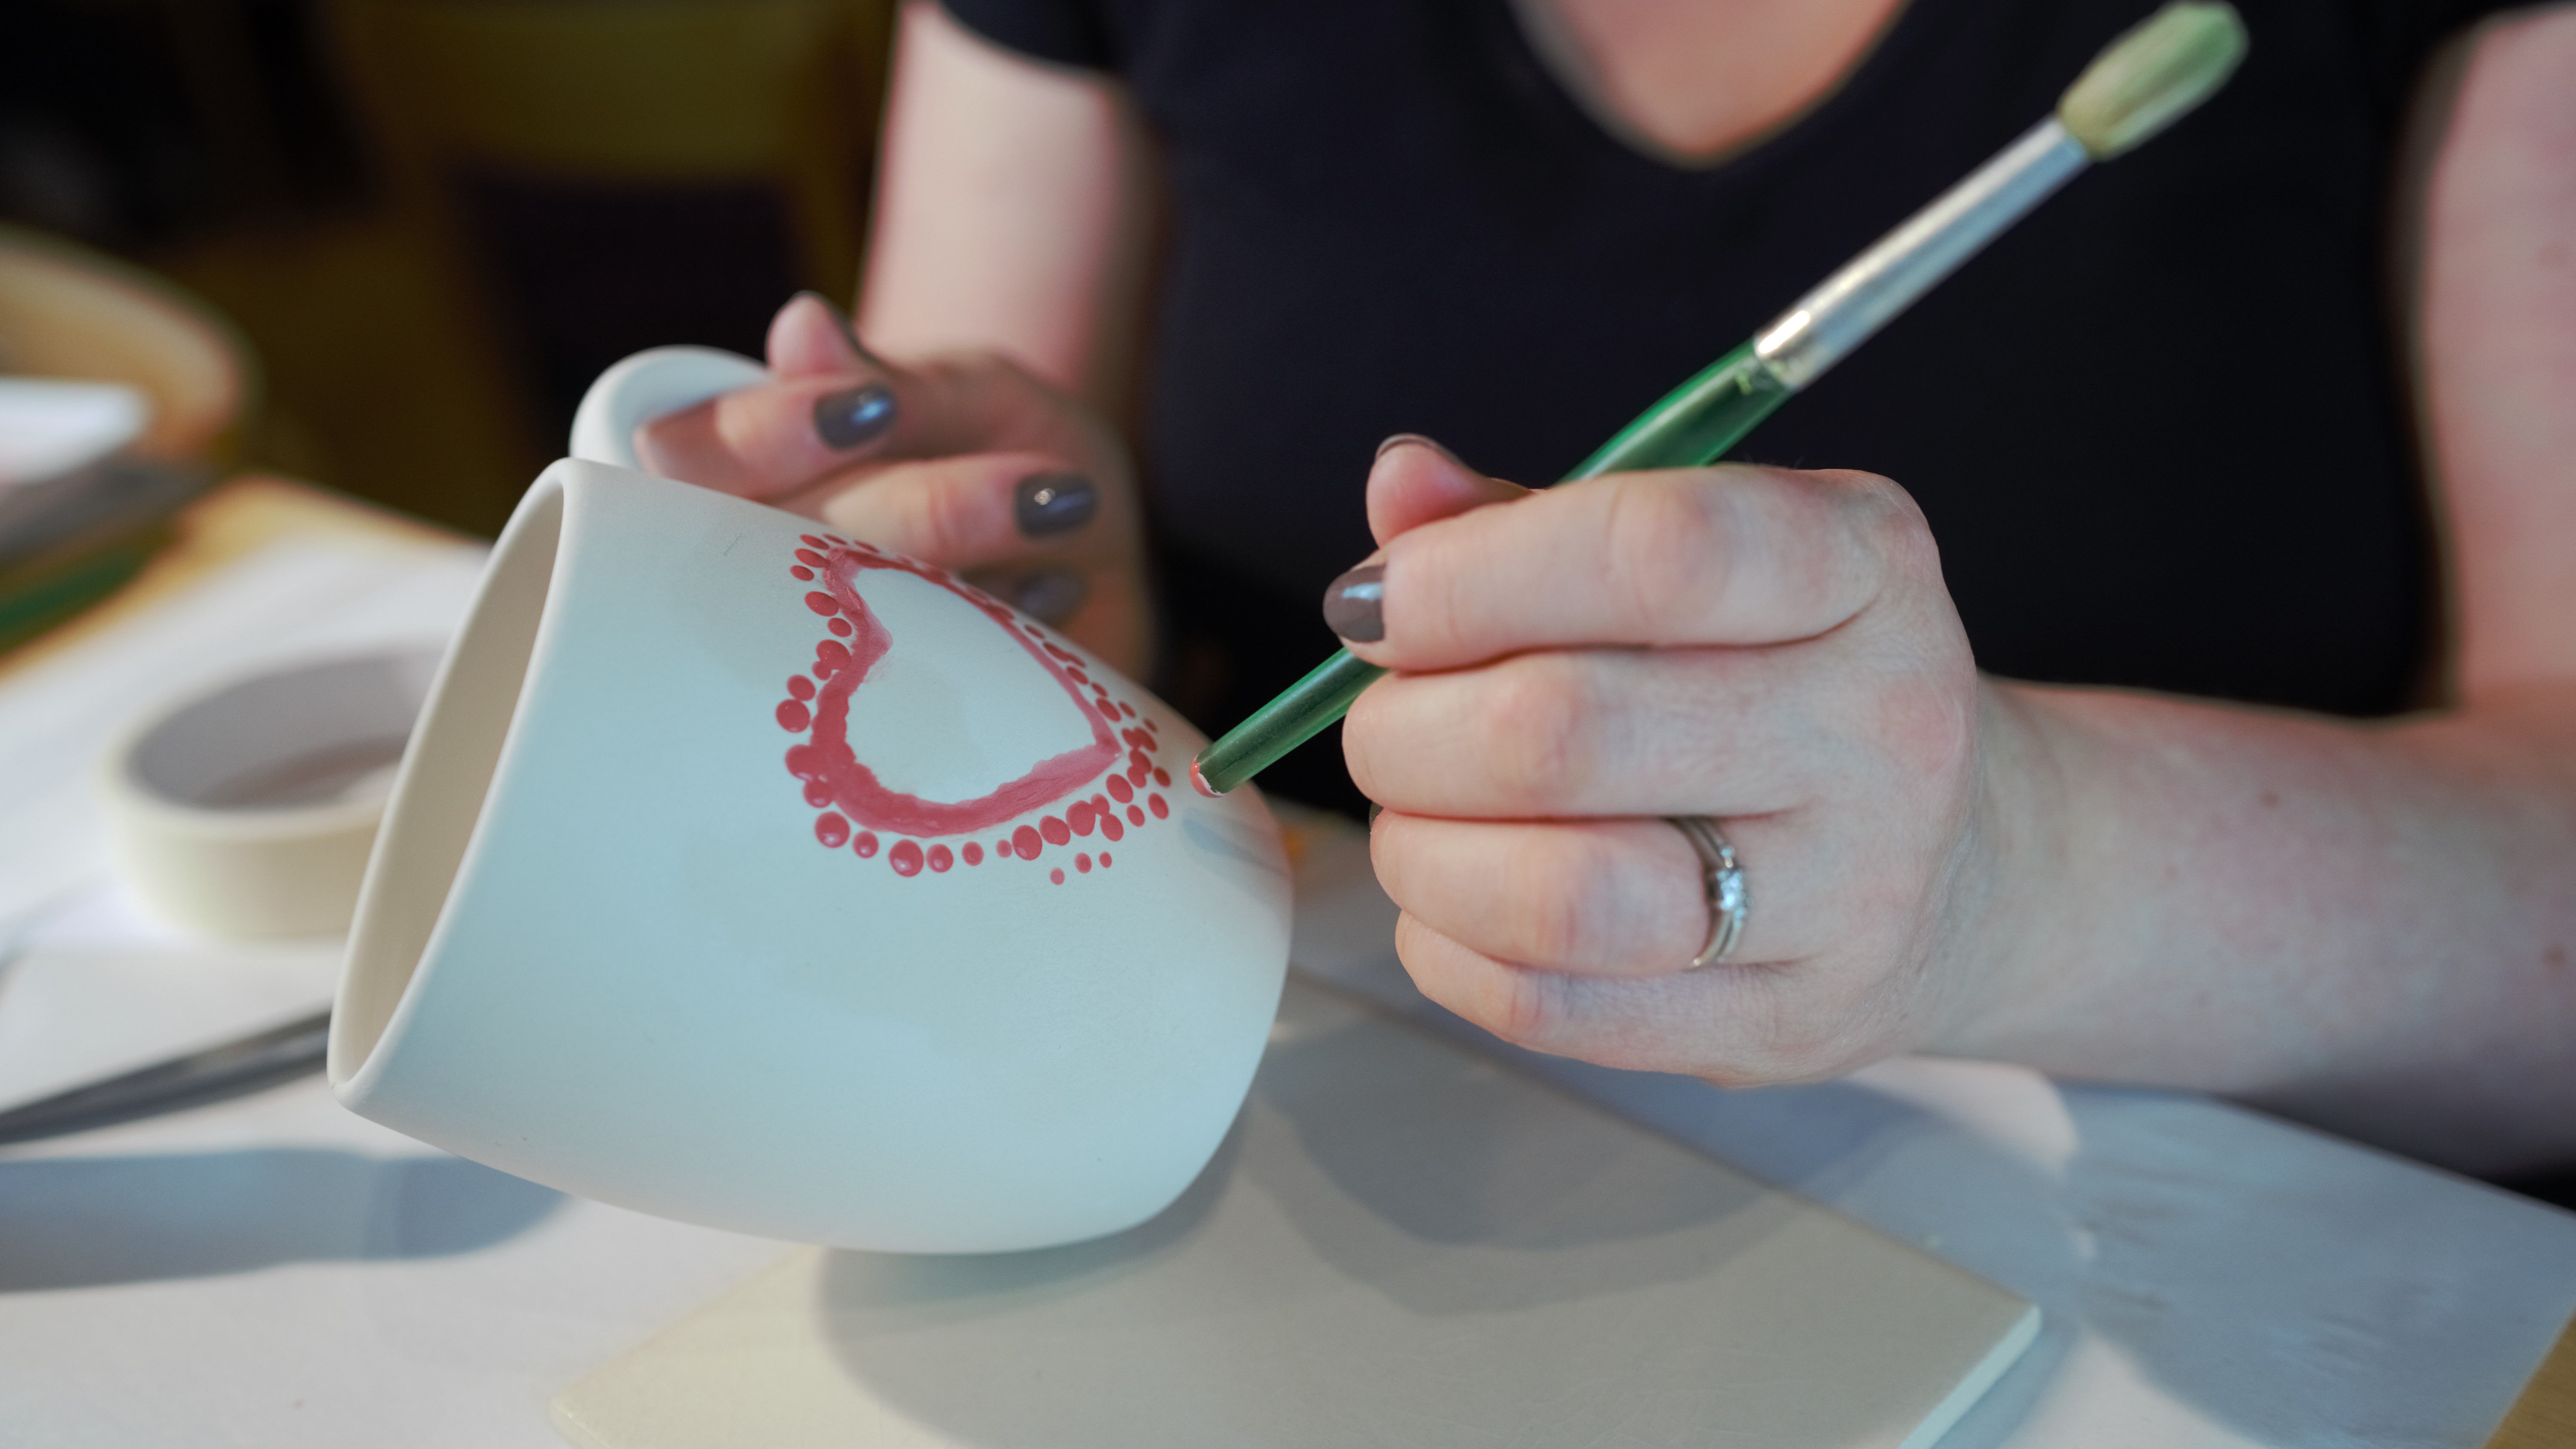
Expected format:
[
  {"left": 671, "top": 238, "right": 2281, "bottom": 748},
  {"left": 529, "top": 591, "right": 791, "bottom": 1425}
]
[{"left": 1, "top": 530, "right": 2570, "bottom": 1449}]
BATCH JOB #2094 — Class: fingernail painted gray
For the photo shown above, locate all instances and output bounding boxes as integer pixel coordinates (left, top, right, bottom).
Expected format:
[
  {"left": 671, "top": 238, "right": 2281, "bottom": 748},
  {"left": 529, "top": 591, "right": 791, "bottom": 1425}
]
[
  {"left": 814, "top": 385, "right": 896, "bottom": 450},
  {"left": 1323, "top": 562, "right": 1385, "bottom": 643},
  {"left": 1015, "top": 473, "right": 1098, "bottom": 538},
  {"left": 1014, "top": 569, "right": 1089, "bottom": 624}
]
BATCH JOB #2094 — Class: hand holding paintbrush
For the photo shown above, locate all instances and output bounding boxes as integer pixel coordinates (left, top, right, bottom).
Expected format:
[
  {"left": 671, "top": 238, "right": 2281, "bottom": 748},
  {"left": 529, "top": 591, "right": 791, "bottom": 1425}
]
[
  {"left": 1236, "top": 4, "right": 2249, "bottom": 1079},
  {"left": 1191, "top": 1, "right": 2250, "bottom": 795}
]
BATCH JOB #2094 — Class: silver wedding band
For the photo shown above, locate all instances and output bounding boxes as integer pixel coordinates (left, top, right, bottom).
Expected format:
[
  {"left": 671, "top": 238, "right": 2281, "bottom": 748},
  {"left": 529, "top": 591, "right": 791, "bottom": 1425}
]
[{"left": 1668, "top": 816, "right": 1748, "bottom": 968}]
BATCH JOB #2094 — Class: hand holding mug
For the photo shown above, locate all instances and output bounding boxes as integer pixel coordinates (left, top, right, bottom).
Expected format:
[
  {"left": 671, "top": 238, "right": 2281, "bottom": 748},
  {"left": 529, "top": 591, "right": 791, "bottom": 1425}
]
[{"left": 635, "top": 294, "right": 1153, "bottom": 677}]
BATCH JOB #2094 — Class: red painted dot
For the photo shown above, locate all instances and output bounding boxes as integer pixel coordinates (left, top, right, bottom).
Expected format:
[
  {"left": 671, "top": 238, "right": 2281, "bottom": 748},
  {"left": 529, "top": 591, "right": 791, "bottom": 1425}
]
[
  {"left": 1128, "top": 763, "right": 1151, "bottom": 786},
  {"left": 992, "top": 838, "right": 1012, "bottom": 859},
  {"left": 795, "top": 548, "right": 824, "bottom": 567},
  {"left": 828, "top": 617, "right": 853, "bottom": 637},
  {"left": 1153, "top": 768, "right": 1172, "bottom": 788},
  {"left": 1041, "top": 815, "right": 1071, "bottom": 846},
  {"left": 799, "top": 534, "right": 827, "bottom": 548},
  {"left": 1068, "top": 801, "right": 1096, "bottom": 836},
  {"left": 1101, "top": 815, "right": 1124, "bottom": 842},
  {"left": 1014, "top": 825, "right": 1042, "bottom": 858},
  {"left": 1045, "top": 643, "right": 1080, "bottom": 663},
  {"left": 963, "top": 843, "right": 984, "bottom": 866},
  {"left": 1107, "top": 775, "right": 1133, "bottom": 803},
  {"left": 777, "top": 700, "right": 811, "bottom": 731},
  {"left": 790, "top": 565, "right": 814, "bottom": 581},
  {"left": 1076, "top": 853, "right": 1092, "bottom": 873},
  {"left": 854, "top": 832, "right": 879, "bottom": 858},
  {"left": 1127, "top": 805, "right": 1145, "bottom": 825},
  {"left": 1099, "top": 853, "right": 1112, "bottom": 867},
  {"left": 1149, "top": 793, "right": 1169, "bottom": 819},
  {"left": 804, "top": 591, "right": 838, "bottom": 615},
  {"left": 1050, "top": 868, "right": 1065, "bottom": 885},
  {"left": 1067, "top": 668, "right": 1090, "bottom": 686},
  {"left": 787, "top": 676, "right": 815, "bottom": 700},
  {"left": 927, "top": 845, "right": 954, "bottom": 873},
  {"left": 815, "top": 812, "right": 849, "bottom": 847},
  {"left": 1129, "top": 748, "right": 1152, "bottom": 772},
  {"left": 817, "top": 640, "right": 850, "bottom": 667},
  {"left": 1120, "top": 702, "right": 1136, "bottom": 718},
  {"left": 827, "top": 534, "right": 852, "bottom": 546},
  {"left": 890, "top": 840, "right": 924, "bottom": 876},
  {"left": 802, "top": 780, "right": 831, "bottom": 806}
]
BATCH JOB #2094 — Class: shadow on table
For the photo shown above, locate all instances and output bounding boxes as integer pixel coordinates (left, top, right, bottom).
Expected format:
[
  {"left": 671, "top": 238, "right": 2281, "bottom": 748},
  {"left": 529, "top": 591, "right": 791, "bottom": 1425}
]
[
  {"left": 810, "top": 999, "right": 2071, "bottom": 1449},
  {"left": 0, "top": 1149, "right": 562, "bottom": 1290}
]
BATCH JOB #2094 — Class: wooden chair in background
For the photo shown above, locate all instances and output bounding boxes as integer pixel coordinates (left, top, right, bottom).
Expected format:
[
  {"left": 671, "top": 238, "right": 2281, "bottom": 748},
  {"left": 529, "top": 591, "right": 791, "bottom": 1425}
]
[{"left": 325, "top": 0, "right": 891, "bottom": 521}]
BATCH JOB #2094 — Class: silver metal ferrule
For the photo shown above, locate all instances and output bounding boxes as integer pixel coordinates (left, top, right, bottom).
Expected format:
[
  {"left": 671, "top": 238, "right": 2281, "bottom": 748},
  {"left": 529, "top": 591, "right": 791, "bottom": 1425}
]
[{"left": 1753, "top": 118, "right": 2092, "bottom": 389}]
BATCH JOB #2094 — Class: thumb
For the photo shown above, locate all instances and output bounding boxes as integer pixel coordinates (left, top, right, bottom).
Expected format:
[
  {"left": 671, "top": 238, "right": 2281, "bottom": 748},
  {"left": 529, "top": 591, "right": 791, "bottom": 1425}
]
[
  {"left": 768, "top": 291, "right": 880, "bottom": 378},
  {"left": 1366, "top": 435, "right": 1529, "bottom": 547}
]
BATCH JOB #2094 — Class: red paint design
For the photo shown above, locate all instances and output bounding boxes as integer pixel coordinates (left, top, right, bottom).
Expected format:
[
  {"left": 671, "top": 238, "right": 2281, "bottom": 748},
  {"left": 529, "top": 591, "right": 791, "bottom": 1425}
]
[
  {"left": 1149, "top": 794, "right": 1169, "bottom": 818},
  {"left": 777, "top": 537, "right": 1182, "bottom": 882},
  {"left": 1100, "top": 852, "right": 1112, "bottom": 867}
]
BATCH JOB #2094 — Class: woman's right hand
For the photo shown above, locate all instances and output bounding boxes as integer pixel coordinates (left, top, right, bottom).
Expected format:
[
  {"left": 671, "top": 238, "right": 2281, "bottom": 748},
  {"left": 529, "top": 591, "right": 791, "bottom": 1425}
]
[{"left": 635, "top": 292, "right": 1153, "bottom": 677}]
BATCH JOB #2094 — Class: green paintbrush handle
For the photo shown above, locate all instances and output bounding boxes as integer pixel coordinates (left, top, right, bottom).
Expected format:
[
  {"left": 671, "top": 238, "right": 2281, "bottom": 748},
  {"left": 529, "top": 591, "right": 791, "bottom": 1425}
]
[{"left": 1191, "top": 343, "right": 1793, "bottom": 795}]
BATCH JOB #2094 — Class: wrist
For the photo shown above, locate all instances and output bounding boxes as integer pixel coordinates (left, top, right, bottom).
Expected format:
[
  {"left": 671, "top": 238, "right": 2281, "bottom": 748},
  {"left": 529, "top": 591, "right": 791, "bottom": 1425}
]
[{"left": 1920, "top": 678, "right": 2083, "bottom": 1059}]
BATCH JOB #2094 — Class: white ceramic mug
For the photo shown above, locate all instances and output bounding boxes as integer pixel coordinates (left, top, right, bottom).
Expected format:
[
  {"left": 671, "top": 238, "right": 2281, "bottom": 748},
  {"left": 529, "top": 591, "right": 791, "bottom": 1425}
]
[{"left": 331, "top": 393, "right": 1291, "bottom": 1252}]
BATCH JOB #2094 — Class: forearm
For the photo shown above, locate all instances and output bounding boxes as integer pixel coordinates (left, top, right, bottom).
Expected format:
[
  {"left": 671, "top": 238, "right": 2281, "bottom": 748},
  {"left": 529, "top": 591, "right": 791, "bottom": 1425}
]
[{"left": 1951, "top": 679, "right": 2576, "bottom": 1173}]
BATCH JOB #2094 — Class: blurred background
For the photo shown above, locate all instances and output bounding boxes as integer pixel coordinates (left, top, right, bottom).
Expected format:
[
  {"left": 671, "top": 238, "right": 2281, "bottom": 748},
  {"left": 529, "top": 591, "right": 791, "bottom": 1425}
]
[{"left": 2, "top": 0, "right": 894, "bottom": 537}]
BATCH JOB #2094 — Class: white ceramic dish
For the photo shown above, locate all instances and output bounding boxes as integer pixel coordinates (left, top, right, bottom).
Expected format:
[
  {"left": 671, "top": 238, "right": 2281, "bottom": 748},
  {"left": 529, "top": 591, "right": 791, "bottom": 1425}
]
[{"left": 330, "top": 456, "right": 1291, "bottom": 1252}]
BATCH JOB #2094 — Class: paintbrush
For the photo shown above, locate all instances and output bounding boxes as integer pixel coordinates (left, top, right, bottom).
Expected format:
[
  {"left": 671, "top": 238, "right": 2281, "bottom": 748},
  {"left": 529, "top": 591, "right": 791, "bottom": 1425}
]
[{"left": 1189, "top": 0, "right": 2249, "bottom": 796}]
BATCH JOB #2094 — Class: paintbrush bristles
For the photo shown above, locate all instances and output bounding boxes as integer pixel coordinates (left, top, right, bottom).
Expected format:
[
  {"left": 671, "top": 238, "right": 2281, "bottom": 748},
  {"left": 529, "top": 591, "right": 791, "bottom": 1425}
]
[{"left": 2058, "top": 3, "right": 2249, "bottom": 159}]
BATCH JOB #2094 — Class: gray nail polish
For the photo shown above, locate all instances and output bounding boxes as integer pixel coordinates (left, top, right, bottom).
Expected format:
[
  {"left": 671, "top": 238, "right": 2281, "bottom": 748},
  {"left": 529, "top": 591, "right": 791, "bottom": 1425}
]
[
  {"left": 1323, "top": 562, "right": 1385, "bottom": 643},
  {"left": 814, "top": 385, "right": 896, "bottom": 450},
  {"left": 1014, "top": 568, "right": 1089, "bottom": 624},
  {"left": 1014, "top": 473, "right": 1097, "bottom": 538},
  {"left": 1375, "top": 432, "right": 1466, "bottom": 467}
]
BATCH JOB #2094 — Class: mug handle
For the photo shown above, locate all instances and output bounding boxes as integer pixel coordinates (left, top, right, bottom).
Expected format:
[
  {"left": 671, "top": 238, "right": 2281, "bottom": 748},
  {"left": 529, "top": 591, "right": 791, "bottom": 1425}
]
[{"left": 568, "top": 346, "right": 771, "bottom": 470}]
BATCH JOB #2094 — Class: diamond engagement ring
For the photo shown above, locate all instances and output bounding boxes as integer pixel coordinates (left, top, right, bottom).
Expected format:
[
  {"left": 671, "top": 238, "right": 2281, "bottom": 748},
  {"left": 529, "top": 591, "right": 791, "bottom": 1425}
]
[{"left": 1668, "top": 816, "right": 1748, "bottom": 968}]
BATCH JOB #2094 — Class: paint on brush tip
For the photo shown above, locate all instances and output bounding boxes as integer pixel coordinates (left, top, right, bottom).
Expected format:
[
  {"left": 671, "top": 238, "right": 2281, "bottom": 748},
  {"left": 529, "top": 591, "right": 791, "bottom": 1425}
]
[{"left": 1190, "top": 758, "right": 1221, "bottom": 797}]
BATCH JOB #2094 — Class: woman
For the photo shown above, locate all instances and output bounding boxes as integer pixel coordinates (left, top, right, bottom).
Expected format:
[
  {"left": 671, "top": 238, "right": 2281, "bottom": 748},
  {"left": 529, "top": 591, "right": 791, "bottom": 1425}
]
[{"left": 636, "top": 0, "right": 2576, "bottom": 1181}]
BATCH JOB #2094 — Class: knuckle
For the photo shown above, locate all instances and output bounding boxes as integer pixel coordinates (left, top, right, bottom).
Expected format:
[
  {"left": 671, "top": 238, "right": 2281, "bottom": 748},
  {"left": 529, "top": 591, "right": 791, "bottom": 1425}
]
[
  {"left": 1603, "top": 480, "right": 1730, "bottom": 634},
  {"left": 1868, "top": 669, "right": 1977, "bottom": 784},
  {"left": 1482, "top": 969, "right": 1569, "bottom": 1049},
  {"left": 1507, "top": 834, "right": 1618, "bottom": 964},
  {"left": 1478, "top": 655, "right": 1604, "bottom": 800}
]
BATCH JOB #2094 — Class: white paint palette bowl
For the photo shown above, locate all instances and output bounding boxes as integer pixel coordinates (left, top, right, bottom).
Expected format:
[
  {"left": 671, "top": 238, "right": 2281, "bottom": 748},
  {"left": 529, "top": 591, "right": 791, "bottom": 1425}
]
[{"left": 329, "top": 460, "right": 1292, "bottom": 1253}]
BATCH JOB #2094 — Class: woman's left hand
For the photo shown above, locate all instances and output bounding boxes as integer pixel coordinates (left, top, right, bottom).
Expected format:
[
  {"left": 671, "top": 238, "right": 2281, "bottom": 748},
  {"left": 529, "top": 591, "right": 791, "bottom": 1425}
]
[{"left": 1337, "top": 437, "right": 2037, "bottom": 1083}]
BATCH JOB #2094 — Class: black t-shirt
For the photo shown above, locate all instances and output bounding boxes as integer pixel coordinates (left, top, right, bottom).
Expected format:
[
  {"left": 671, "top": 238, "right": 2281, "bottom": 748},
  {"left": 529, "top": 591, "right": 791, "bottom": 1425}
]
[{"left": 941, "top": 0, "right": 2505, "bottom": 809}]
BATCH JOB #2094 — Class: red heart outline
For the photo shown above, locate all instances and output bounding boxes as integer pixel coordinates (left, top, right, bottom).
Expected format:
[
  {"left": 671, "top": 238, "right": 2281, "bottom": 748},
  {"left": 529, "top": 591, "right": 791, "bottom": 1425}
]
[{"left": 785, "top": 546, "right": 1120, "bottom": 836}]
